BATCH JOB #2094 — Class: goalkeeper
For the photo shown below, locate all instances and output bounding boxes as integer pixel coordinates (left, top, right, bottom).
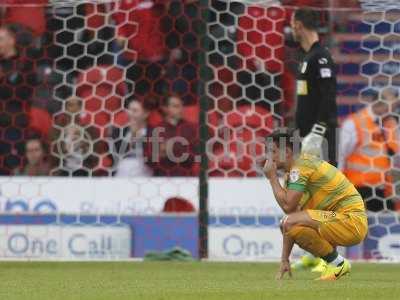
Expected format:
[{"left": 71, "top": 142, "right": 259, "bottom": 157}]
[
  {"left": 291, "top": 8, "right": 338, "bottom": 164},
  {"left": 264, "top": 129, "right": 367, "bottom": 281}
]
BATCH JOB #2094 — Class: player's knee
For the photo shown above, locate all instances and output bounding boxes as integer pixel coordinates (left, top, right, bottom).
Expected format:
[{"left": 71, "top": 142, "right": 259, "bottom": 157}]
[
  {"left": 282, "top": 214, "right": 297, "bottom": 233},
  {"left": 285, "top": 224, "right": 305, "bottom": 241},
  {"left": 279, "top": 216, "right": 287, "bottom": 233}
]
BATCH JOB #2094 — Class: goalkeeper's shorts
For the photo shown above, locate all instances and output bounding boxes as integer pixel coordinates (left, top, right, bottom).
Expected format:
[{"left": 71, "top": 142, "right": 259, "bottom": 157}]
[{"left": 306, "top": 209, "right": 368, "bottom": 247}]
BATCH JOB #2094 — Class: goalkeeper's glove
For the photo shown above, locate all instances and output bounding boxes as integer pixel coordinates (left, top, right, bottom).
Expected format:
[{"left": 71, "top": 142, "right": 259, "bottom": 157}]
[{"left": 301, "top": 123, "right": 326, "bottom": 157}]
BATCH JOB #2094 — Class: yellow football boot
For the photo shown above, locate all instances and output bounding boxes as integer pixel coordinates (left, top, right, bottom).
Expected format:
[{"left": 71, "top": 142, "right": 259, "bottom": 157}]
[
  {"left": 316, "top": 259, "right": 351, "bottom": 281},
  {"left": 311, "top": 259, "right": 327, "bottom": 273},
  {"left": 291, "top": 255, "right": 321, "bottom": 270}
]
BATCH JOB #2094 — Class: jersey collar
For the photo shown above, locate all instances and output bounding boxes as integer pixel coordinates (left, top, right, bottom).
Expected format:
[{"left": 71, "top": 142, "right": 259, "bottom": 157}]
[{"left": 310, "top": 41, "right": 321, "bottom": 51}]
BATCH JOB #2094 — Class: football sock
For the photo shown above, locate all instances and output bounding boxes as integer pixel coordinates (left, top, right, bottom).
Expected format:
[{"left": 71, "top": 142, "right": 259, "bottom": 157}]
[{"left": 322, "top": 250, "right": 345, "bottom": 267}]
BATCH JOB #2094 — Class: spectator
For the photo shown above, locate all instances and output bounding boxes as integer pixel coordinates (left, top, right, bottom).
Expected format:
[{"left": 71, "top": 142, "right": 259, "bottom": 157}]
[
  {"left": 151, "top": 95, "right": 199, "bottom": 176},
  {"left": 382, "top": 87, "right": 400, "bottom": 111},
  {"left": 0, "top": 23, "right": 38, "bottom": 174},
  {"left": 113, "top": 0, "right": 167, "bottom": 63},
  {"left": 53, "top": 96, "right": 84, "bottom": 129},
  {"left": 51, "top": 94, "right": 112, "bottom": 176},
  {"left": 0, "top": 0, "right": 47, "bottom": 37},
  {"left": 14, "top": 137, "right": 51, "bottom": 176},
  {"left": 52, "top": 125, "right": 98, "bottom": 176},
  {"left": 339, "top": 92, "right": 400, "bottom": 211},
  {"left": 112, "top": 99, "right": 153, "bottom": 177},
  {"left": 112, "top": 0, "right": 168, "bottom": 97},
  {"left": 0, "top": 25, "right": 17, "bottom": 58},
  {"left": 65, "top": 96, "right": 83, "bottom": 117},
  {"left": 163, "top": 0, "right": 201, "bottom": 105},
  {"left": 111, "top": 0, "right": 200, "bottom": 102}
]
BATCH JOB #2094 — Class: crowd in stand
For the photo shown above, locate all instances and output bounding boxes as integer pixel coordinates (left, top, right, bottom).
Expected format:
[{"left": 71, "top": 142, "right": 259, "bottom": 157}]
[
  {"left": 0, "top": 0, "right": 279, "bottom": 178},
  {"left": 0, "top": 0, "right": 201, "bottom": 177},
  {"left": 0, "top": 0, "right": 399, "bottom": 211}
]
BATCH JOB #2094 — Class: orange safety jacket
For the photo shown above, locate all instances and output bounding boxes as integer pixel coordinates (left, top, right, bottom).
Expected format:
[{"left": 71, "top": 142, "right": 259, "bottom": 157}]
[{"left": 343, "top": 107, "right": 399, "bottom": 196}]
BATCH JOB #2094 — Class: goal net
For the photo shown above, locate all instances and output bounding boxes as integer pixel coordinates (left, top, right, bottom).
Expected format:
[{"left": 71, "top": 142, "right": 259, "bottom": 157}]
[{"left": 0, "top": 0, "right": 399, "bottom": 261}]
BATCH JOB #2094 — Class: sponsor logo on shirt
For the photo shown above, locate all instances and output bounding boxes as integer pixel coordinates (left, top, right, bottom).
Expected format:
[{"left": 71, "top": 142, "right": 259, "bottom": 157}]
[
  {"left": 320, "top": 68, "right": 332, "bottom": 78},
  {"left": 289, "top": 168, "right": 300, "bottom": 183},
  {"left": 318, "top": 58, "right": 328, "bottom": 64}
]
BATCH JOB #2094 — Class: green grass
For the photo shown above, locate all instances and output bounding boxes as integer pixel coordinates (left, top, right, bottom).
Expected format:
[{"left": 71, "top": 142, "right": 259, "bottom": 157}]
[{"left": 0, "top": 262, "right": 399, "bottom": 300}]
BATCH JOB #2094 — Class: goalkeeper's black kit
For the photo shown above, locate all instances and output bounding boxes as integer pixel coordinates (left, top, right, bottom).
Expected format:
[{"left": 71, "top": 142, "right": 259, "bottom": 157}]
[{"left": 295, "top": 41, "right": 338, "bottom": 165}]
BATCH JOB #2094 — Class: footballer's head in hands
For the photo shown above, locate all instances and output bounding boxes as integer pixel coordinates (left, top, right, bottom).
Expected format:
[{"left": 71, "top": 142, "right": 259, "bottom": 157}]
[{"left": 264, "top": 128, "right": 301, "bottom": 175}]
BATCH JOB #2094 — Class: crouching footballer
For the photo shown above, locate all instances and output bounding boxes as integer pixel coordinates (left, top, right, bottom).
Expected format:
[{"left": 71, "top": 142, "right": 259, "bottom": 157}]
[{"left": 264, "top": 129, "right": 368, "bottom": 281}]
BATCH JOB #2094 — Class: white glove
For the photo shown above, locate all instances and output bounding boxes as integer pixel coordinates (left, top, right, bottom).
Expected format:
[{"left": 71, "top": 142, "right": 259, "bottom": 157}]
[{"left": 301, "top": 123, "right": 326, "bottom": 157}]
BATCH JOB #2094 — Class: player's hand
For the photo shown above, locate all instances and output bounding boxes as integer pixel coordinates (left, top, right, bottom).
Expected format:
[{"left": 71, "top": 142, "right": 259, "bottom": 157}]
[
  {"left": 263, "top": 159, "right": 277, "bottom": 180},
  {"left": 276, "top": 260, "right": 292, "bottom": 280}
]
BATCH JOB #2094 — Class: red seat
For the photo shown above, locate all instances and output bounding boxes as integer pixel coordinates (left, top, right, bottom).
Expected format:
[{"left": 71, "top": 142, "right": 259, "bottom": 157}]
[
  {"left": 237, "top": 5, "right": 285, "bottom": 73},
  {"left": 237, "top": 128, "right": 254, "bottom": 142},
  {"left": 2, "top": 0, "right": 47, "bottom": 36},
  {"left": 94, "top": 111, "right": 111, "bottom": 127},
  {"left": 226, "top": 111, "right": 244, "bottom": 128},
  {"left": 85, "top": 3, "right": 107, "bottom": 30},
  {"left": 183, "top": 105, "right": 199, "bottom": 124},
  {"left": 113, "top": 110, "right": 129, "bottom": 127},
  {"left": 148, "top": 110, "right": 163, "bottom": 127},
  {"left": 77, "top": 65, "right": 127, "bottom": 137},
  {"left": 238, "top": 104, "right": 273, "bottom": 130},
  {"left": 209, "top": 103, "right": 274, "bottom": 177},
  {"left": 29, "top": 107, "right": 52, "bottom": 137},
  {"left": 84, "top": 96, "right": 102, "bottom": 113},
  {"left": 217, "top": 67, "right": 234, "bottom": 84},
  {"left": 210, "top": 141, "right": 255, "bottom": 177}
]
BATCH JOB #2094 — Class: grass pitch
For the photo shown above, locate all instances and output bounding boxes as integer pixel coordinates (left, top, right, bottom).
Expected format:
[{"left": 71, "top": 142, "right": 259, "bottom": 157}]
[{"left": 0, "top": 262, "right": 399, "bottom": 300}]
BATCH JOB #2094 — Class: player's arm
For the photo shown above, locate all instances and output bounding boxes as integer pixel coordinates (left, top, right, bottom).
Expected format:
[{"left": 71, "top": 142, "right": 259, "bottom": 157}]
[
  {"left": 315, "top": 55, "right": 337, "bottom": 124},
  {"left": 268, "top": 176, "right": 303, "bottom": 214},
  {"left": 276, "top": 230, "right": 294, "bottom": 280},
  {"left": 281, "top": 231, "right": 294, "bottom": 262},
  {"left": 301, "top": 55, "right": 337, "bottom": 155},
  {"left": 277, "top": 209, "right": 301, "bottom": 279},
  {"left": 264, "top": 160, "right": 303, "bottom": 214},
  {"left": 281, "top": 214, "right": 296, "bottom": 263}
]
